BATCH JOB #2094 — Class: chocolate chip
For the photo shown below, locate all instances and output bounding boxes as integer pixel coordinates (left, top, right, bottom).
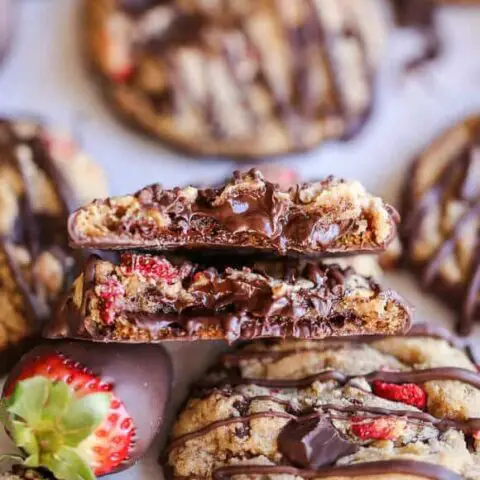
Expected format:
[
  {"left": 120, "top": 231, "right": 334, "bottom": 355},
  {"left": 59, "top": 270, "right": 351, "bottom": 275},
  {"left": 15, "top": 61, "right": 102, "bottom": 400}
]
[{"left": 278, "top": 416, "right": 359, "bottom": 469}]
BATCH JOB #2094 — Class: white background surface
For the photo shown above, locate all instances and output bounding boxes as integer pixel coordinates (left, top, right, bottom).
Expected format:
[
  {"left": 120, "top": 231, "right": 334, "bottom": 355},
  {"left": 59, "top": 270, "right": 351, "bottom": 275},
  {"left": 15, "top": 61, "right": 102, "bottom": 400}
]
[{"left": 1, "top": 1, "right": 480, "bottom": 479}]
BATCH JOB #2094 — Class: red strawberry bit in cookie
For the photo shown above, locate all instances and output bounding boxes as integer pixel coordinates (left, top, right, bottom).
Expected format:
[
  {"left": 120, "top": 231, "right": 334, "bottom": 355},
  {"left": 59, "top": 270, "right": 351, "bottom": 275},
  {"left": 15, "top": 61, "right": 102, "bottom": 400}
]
[
  {"left": 1, "top": 351, "right": 136, "bottom": 479},
  {"left": 97, "top": 278, "right": 125, "bottom": 325},
  {"left": 372, "top": 381, "right": 427, "bottom": 409},
  {"left": 351, "top": 416, "right": 406, "bottom": 441},
  {"left": 120, "top": 253, "right": 179, "bottom": 283},
  {"left": 104, "top": 14, "right": 134, "bottom": 83}
]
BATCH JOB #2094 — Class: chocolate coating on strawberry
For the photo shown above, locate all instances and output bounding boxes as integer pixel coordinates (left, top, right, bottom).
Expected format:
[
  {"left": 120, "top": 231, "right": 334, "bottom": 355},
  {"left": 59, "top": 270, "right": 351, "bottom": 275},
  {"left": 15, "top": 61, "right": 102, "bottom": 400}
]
[{"left": 2, "top": 341, "right": 172, "bottom": 478}]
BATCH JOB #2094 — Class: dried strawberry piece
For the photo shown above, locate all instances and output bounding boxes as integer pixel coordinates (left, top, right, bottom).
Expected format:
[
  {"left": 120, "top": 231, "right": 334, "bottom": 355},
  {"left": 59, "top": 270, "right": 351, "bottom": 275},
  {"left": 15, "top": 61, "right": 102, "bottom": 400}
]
[
  {"left": 351, "top": 416, "right": 405, "bottom": 441},
  {"left": 110, "top": 64, "right": 134, "bottom": 83},
  {"left": 97, "top": 278, "right": 125, "bottom": 325},
  {"left": 120, "top": 253, "right": 179, "bottom": 283},
  {"left": 372, "top": 381, "right": 427, "bottom": 409}
]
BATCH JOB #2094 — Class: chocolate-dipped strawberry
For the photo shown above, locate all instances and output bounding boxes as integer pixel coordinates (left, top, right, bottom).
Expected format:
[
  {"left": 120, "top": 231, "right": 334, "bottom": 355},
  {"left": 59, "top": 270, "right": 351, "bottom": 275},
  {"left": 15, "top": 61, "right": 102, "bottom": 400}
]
[{"left": 0, "top": 342, "right": 172, "bottom": 480}]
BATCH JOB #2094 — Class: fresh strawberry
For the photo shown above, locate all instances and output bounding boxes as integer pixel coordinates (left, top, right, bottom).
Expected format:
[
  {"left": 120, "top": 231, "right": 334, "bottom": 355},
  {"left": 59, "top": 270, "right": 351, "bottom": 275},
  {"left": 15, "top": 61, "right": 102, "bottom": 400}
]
[
  {"left": 372, "top": 381, "right": 427, "bottom": 409},
  {"left": 1, "top": 342, "right": 172, "bottom": 480},
  {"left": 350, "top": 416, "right": 406, "bottom": 441},
  {"left": 120, "top": 253, "right": 179, "bottom": 283}
]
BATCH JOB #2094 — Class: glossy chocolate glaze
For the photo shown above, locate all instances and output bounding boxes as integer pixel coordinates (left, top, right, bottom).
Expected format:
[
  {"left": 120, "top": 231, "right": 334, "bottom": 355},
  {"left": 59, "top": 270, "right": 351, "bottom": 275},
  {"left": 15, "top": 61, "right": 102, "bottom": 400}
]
[
  {"left": 69, "top": 170, "right": 399, "bottom": 256},
  {"left": 47, "top": 254, "right": 411, "bottom": 343},
  {"left": 401, "top": 119, "right": 480, "bottom": 336},
  {"left": 4, "top": 341, "right": 172, "bottom": 474},
  {"left": 0, "top": 119, "right": 78, "bottom": 372}
]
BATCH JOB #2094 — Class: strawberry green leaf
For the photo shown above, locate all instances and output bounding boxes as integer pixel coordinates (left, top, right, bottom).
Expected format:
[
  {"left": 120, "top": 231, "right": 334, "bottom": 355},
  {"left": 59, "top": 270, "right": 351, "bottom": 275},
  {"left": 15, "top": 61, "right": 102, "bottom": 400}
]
[
  {"left": 24, "top": 454, "right": 40, "bottom": 467},
  {"left": 41, "top": 448, "right": 96, "bottom": 480},
  {"left": 8, "top": 377, "right": 51, "bottom": 425},
  {"left": 9, "top": 421, "right": 39, "bottom": 457},
  {"left": 43, "top": 381, "right": 72, "bottom": 422},
  {"left": 60, "top": 393, "right": 111, "bottom": 446}
]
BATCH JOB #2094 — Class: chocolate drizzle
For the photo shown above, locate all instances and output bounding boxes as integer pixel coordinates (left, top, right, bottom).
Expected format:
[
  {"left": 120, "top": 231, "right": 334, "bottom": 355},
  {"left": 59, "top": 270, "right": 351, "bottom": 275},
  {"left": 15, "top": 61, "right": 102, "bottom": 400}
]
[
  {"left": 214, "top": 367, "right": 480, "bottom": 393},
  {"left": 212, "top": 460, "right": 463, "bottom": 480},
  {"left": 402, "top": 118, "right": 480, "bottom": 335},
  {"left": 0, "top": 119, "right": 77, "bottom": 355}
]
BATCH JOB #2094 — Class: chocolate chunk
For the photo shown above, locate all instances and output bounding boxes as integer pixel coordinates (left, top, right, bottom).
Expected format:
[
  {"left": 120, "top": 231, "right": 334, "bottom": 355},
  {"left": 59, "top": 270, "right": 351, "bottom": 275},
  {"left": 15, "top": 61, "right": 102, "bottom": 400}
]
[
  {"left": 68, "top": 169, "right": 399, "bottom": 256},
  {"left": 278, "top": 416, "right": 359, "bottom": 469}
]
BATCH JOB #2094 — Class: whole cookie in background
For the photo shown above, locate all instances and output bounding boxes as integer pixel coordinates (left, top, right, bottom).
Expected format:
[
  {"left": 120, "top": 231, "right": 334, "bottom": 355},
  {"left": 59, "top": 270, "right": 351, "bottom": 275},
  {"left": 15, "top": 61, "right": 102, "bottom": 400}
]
[
  {"left": 0, "top": 118, "right": 107, "bottom": 373},
  {"left": 401, "top": 117, "right": 479, "bottom": 336},
  {"left": 165, "top": 324, "right": 480, "bottom": 479},
  {"left": 85, "top": 0, "right": 390, "bottom": 157},
  {"left": 0, "top": 0, "right": 15, "bottom": 67}
]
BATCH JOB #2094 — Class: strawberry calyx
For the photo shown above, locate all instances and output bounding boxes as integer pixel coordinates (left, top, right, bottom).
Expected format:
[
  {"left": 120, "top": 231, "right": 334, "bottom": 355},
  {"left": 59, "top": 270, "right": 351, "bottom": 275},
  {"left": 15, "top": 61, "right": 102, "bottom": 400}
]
[{"left": 0, "top": 376, "right": 111, "bottom": 480}]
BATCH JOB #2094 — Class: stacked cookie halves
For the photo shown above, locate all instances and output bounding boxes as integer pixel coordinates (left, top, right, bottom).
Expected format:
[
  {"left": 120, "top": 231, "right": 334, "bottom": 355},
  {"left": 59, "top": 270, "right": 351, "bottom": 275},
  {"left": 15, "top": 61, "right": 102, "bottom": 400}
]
[{"left": 48, "top": 169, "right": 412, "bottom": 344}]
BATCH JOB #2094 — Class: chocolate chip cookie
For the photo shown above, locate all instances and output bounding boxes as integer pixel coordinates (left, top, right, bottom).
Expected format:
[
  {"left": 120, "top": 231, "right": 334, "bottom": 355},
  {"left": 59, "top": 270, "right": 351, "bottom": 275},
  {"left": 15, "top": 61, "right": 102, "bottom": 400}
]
[
  {"left": 401, "top": 117, "right": 479, "bottom": 336},
  {"left": 68, "top": 169, "right": 400, "bottom": 256},
  {"left": 47, "top": 254, "right": 411, "bottom": 343},
  {"left": 0, "top": 118, "right": 108, "bottom": 373},
  {"left": 165, "top": 323, "right": 480, "bottom": 479},
  {"left": 85, "top": 0, "right": 390, "bottom": 157}
]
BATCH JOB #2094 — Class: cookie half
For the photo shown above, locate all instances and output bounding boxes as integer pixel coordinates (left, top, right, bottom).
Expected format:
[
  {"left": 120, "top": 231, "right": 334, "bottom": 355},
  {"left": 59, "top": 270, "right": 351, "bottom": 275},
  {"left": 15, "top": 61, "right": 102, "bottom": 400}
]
[
  {"left": 46, "top": 254, "right": 411, "bottom": 343},
  {"left": 165, "top": 323, "right": 480, "bottom": 479},
  {"left": 0, "top": 118, "right": 107, "bottom": 372},
  {"left": 85, "top": 0, "right": 390, "bottom": 157},
  {"left": 68, "top": 169, "right": 400, "bottom": 256},
  {"left": 401, "top": 117, "right": 479, "bottom": 336}
]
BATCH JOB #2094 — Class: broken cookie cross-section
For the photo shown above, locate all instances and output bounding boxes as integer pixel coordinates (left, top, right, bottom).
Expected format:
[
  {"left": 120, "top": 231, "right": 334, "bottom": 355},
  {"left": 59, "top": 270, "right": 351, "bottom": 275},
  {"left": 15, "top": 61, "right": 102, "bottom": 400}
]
[
  {"left": 47, "top": 254, "right": 412, "bottom": 343},
  {"left": 57, "top": 169, "right": 409, "bottom": 343},
  {"left": 68, "top": 169, "right": 400, "bottom": 256}
]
